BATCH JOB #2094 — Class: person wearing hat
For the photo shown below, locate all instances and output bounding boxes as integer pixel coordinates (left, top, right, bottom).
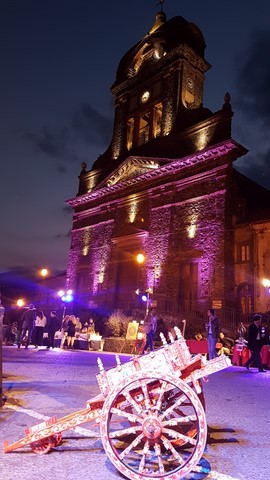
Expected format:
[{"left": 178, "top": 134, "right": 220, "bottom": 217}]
[{"left": 244, "top": 314, "right": 266, "bottom": 372}]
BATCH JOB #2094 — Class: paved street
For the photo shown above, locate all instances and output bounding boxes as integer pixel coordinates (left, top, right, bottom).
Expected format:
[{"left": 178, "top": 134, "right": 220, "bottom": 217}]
[{"left": 1, "top": 346, "right": 270, "bottom": 480}]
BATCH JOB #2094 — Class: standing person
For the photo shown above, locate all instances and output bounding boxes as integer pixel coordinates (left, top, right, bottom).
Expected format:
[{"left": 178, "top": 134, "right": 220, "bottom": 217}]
[
  {"left": 60, "top": 315, "right": 70, "bottom": 349},
  {"left": 46, "top": 311, "right": 61, "bottom": 349},
  {"left": 244, "top": 314, "right": 266, "bottom": 372},
  {"left": 75, "top": 317, "right": 82, "bottom": 335},
  {"left": 66, "top": 315, "right": 76, "bottom": 349},
  {"left": 142, "top": 308, "right": 157, "bottom": 354},
  {"left": 18, "top": 304, "right": 36, "bottom": 349},
  {"left": 88, "top": 318, "right": 95, "bottom": 332},
  {"left": 206, "top": 308, "right": 220, "bottom": 360},
  {"left": 87, "top": 318, "right": 96, "bottom": 350},
  {"left": 33, "top": 310, "right": 47, "bottom": 347}
]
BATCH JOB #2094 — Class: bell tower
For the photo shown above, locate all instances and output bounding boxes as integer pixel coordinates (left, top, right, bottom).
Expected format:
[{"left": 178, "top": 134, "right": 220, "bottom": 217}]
[{"left": 107, "top": 11, "right": 211, "bottom": 162}]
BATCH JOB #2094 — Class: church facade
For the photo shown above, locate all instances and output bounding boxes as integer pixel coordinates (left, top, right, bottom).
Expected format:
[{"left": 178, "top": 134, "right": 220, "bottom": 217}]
[{"left": 66, "top": 9, "right": 270, "bottom": 322}]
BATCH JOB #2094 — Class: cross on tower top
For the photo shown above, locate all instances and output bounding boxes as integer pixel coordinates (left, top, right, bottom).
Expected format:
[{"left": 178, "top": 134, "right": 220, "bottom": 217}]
[{"left": 156, "top": 0, "right": 165, "bottom": 12}]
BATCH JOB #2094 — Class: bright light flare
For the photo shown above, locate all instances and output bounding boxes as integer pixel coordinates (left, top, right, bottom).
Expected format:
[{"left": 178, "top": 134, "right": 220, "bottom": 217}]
[
  {"left": 136, "top": 253, "right": 145, "bottom": 264},
  {"left": 40, "top": 268, "right": 48, "bottom": 277},
  {"left": 16, "top": 298, "right": 25, "bottom": 307},
  {"left": 58, "top": 289, "right": 73, "bottom": 303}
]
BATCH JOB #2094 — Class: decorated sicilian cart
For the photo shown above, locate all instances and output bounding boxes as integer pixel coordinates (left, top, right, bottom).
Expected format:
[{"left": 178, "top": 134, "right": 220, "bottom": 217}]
[{"left": 4, "top": 327, "right": 231, "bottom": 479}]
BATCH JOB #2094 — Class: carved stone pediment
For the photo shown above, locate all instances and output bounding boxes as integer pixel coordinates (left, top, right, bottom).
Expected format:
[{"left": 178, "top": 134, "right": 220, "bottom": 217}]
[{"left": 101, "top": 156, "right": 160, "bottom": 188}]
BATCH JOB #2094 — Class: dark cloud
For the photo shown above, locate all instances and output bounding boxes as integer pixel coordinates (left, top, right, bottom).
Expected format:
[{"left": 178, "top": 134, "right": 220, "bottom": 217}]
[
  {"left": 235, "top": 150, "right": 270, "bottom": 190},
  {"left": 62, "top": 205, "right": 72, "bottom": 214},
  {"left": 24, "top": 102, "right": 113, "bottom": 165},
  {"left": 72, "top": 103, "right": 112, "bottom": 144},
  {"left": 233, "top": 29, "right": 270, "bottom": 192},
  {"left": 234, "top": 30, "right": 270, "bottom": 128},
  {"left": 55, "top": 230, "right": 71, "bottom": 239},
  {"left": 57, "top": 165, "right": 68, "bottom": 174},
  {"left": 24, "top": 126, "right": 71, "bottom": 158}
]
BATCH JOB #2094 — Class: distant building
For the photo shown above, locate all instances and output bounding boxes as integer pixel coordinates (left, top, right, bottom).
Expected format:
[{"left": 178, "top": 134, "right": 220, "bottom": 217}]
[{"left": 66, "top": 8, "right": 270, "bottom": 324}]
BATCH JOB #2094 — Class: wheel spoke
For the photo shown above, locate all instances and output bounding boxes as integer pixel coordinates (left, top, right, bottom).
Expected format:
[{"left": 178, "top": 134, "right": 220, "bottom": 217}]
[
  {"left": 123, "top": 390, "right": 144, "bottom": 415},
  {"left": 119, "top": 432, "right": 144, "bottom": 460},
  {"left": 154, "top": 442, "right": 165, "bottom": 475},
  {"left": 138, "top": 439, "right": 149, "bottom": 473},
  {"left": 159, "top": 393, "right": 186, "bottom": 420},
  {"left": 162, "top": 414, "right": 197, "bottom": 426},
  {"left": 162, "top": 427, "right": 197, "bottom": 445},
  {"left": 109, "top": 424, "right": 142, "bottom": 439},
  {"left": 110, "top": 406, "right": 141, "bottom": 424},
  {"left": 140, "top": 379, "right": 152, "bottom": 410},
  {"left": 30, "top": 437, "right": 52, "bottom": 454},
  {"left": 160, "top": 434, "right": 185, "bottom": 464},
  {"left": 155, "top": 380, "right": 168, "bottom": 411}
]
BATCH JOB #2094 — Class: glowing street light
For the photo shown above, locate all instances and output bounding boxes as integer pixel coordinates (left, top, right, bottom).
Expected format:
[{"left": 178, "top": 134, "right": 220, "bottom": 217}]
[
  {"left": 16, "top": 298, "right": 25, "bottom": 308},
  {"left": 39, "top": 268, "right": 49, "bottom": 278},
  {"left": 136, "top": 253, "right": 145, "bottom": 264}
]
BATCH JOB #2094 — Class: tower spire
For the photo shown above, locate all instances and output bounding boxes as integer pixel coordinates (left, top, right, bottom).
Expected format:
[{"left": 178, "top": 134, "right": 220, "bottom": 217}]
[{"left": 156, "top": 0, "right": 165, "bottom": 12}]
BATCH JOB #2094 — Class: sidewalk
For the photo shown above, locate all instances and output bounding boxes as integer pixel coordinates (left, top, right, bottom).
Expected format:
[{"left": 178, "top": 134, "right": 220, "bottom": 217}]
[{"left": 1, "top": 345, "right": 270, "bottom": 480}]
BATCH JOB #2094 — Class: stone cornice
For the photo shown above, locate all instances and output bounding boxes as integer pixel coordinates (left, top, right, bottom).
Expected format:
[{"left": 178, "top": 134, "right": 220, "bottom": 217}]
[{"left": 66, "top": 139, "right": 242, "bottom": 208}]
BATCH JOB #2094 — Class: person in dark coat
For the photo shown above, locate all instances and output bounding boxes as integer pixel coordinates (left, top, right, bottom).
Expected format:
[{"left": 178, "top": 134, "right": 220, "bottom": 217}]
[
  {"left": 244, "top": 314, "right": 266, "bottom": 372},
  {"left": 46, "top": 311, "right": 61, "bottom": 349},
  {"left": 66, "top": 315, "right": 76, "bottom": 349},
  {"left": 17, "top": 304, "right": 36, "bottom": 349},
  {"left": 206, "top": 308, "right": 220, "bottom": 360},
  {"left": 142, "top": 308, "right": 157, "bottom": 353}
]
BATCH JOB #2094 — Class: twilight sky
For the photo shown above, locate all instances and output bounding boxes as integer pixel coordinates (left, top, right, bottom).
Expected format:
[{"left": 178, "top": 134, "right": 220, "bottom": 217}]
[{"left": 1, "top": 0, "right": 270, "bottom": 274}]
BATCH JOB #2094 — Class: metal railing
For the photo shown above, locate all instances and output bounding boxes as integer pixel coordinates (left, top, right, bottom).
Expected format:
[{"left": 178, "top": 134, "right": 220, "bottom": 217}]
[{"left": 155, "top": 298, "right": 270, "bottom": 333}]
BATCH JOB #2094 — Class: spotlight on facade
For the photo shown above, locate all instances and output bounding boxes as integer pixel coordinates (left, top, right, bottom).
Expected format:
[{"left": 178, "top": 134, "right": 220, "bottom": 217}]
[
  {"left": 262, "top": 278, "right": 270, "bottom": 288},
  {"left": 141, "top": 292, "right": 149, "bottom": 302},
  {"left": 136, "top": 253, "right": 145, "bottom": 264}
]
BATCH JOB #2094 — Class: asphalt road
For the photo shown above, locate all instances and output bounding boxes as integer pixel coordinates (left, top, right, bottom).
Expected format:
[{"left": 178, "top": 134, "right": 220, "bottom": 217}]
[{"left": 1, "top": 346, "right": 270, "bottom": 480}]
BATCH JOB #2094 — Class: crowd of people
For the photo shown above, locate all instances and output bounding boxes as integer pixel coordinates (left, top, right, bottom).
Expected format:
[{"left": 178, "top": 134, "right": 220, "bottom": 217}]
[
  {"left": 3, "top": 304, "right": 270, "bottom": 368},
  {"left": 3, "top": 304, "right": 96, "bottom": 350},
  {"left": 59, "top": 315, "right": 96, "bottom": 349},
  {"left": 203, "top": 310, "right": 269, "bottom": 371}
]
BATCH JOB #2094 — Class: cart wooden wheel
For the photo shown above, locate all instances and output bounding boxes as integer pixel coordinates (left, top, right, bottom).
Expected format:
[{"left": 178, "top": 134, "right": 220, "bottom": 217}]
[
  {"left": 100, "top": 372, "right": 207, "bottom": 480},
  {"left": 50, "top": 432, "right": 62, "bottom": 447},
  {"left": 165, "top": 379, "right": 205, "bottom": 447},
  {"left": 30, "top": 436, "right": 54, "bottom": 454}
]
